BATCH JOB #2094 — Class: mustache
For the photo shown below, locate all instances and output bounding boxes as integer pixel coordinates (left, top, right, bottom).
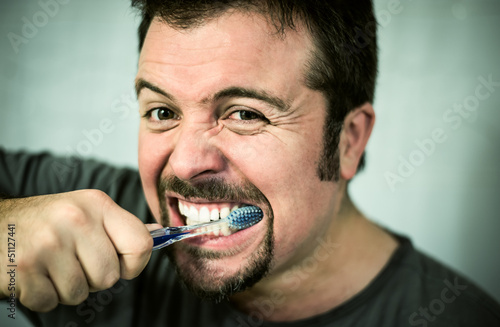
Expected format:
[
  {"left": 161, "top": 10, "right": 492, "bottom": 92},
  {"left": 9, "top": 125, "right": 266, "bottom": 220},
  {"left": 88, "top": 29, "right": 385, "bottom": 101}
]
[{"left": 157, "top": 175, "right": 268, "bottom": 205}]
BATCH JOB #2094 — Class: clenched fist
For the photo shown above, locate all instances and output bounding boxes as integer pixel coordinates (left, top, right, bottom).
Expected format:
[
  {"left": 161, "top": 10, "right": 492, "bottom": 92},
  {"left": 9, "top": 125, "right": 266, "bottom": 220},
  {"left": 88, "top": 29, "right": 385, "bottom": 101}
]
[{"left": 0, "top": 189, "right": 161, "bottom": 312}]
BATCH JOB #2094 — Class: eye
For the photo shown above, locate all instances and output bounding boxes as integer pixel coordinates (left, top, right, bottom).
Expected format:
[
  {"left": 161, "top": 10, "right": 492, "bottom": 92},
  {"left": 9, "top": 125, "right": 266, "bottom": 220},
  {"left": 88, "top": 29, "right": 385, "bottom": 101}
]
[
  {"left": 147, "top": 108, "right": 179, "bottom": 121},
  {"left": 222, "top": 108, "right": 269, "bottom": 135},
  {"left": 227, "top": 110, "right": 266, "bottom": 122}
]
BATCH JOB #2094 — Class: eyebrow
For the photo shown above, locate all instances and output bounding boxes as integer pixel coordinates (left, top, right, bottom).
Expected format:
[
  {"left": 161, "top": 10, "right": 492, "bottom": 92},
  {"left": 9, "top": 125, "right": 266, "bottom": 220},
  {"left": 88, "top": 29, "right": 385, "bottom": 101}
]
[
  {"left": 211, "top": 87, "right": 290, "bottom": 112},
  {"left": 135, "top": 79, "right": 175, "bottom": 101},
  {"left": 135, "top": 78, "right": 290, "bottom": 112}
]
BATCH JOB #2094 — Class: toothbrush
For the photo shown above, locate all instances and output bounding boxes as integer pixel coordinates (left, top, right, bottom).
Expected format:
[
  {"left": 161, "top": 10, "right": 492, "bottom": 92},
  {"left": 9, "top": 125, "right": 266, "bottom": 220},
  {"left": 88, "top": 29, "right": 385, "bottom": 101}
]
[{"left": 150, "top": 206, "right": 263, "bottom": 250}]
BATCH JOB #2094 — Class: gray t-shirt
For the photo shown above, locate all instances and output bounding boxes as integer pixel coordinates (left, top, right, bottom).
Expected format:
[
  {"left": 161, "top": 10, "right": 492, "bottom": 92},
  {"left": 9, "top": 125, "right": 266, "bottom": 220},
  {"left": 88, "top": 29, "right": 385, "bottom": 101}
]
[{"left": 1, "top": 148, "right": 499, "bottom": 326}]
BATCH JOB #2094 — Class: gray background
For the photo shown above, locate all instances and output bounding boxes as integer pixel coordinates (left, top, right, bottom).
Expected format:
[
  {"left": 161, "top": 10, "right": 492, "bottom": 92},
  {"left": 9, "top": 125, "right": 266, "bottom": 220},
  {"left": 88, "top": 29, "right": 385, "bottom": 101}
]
[{"left": 1, "top": 0, "right": 499, "bottom": 326}]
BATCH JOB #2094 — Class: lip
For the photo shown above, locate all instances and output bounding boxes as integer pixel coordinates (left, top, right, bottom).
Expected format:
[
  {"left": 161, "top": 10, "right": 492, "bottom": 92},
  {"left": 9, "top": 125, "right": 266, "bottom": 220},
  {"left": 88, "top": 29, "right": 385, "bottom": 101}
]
[{"left": 165, "top": 192, "right": 266, "bottom": 251}]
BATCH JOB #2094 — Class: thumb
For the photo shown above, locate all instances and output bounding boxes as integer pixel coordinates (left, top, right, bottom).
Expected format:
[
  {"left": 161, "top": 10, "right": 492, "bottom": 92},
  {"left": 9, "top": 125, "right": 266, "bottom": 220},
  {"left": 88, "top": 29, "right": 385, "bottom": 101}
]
[
  {"left": 145, "top": 223, "right": 163, "bottom": 232},
  {"left": 103, "top": 205, "right": 154, "bottom": 280}
]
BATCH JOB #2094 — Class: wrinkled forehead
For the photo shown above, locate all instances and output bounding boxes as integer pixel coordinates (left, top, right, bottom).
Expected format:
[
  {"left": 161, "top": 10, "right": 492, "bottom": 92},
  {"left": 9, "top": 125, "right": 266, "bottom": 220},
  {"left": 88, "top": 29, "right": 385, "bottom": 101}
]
[{"left": 138, "top": 11, "right": 313, "bottom": 73}]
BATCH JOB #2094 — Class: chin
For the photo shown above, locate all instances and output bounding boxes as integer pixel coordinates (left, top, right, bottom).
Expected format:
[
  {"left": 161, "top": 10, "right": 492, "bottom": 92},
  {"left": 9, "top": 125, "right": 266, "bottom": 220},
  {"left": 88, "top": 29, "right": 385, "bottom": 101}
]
[{"left": 163, "top": 225, "right": 274, "bottom": 301}]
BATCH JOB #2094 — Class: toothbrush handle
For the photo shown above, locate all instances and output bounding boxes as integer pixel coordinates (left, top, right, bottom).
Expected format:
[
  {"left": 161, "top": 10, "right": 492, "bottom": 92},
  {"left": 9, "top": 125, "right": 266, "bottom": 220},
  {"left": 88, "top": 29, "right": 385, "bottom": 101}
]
[
  {"left": 151, "top": 230, "right": 190, "bottom": 250},
  {"left": 150, "top": 219, "right": 227, "bottom": 250}
]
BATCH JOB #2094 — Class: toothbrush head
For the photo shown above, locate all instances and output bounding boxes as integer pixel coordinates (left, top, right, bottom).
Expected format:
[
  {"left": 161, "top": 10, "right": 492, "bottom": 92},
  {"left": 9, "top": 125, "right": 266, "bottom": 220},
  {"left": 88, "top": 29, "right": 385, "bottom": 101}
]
[{"left": 226, "top": 206, "right": 263, "bottom": 230}]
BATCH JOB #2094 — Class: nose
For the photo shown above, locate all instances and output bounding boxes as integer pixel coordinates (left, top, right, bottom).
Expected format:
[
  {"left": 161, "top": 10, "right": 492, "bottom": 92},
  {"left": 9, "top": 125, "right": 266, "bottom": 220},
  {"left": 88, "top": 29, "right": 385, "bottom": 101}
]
[{"left": 168, "top": 123, "right": 226, "bottom": 181}]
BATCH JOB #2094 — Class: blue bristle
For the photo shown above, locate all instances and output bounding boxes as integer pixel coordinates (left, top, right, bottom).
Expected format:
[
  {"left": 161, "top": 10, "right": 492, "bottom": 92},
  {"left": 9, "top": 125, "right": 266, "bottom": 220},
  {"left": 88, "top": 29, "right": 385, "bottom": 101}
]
[{"left": 227, "top": 206, "right": 263, "bottom": 230}]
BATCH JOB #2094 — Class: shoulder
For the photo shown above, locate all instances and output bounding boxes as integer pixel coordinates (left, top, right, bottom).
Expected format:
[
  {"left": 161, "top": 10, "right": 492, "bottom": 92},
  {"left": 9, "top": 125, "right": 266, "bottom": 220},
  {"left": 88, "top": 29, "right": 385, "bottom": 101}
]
[
  {"left": 0, "top": 148, "right": 151, "bottom": 222},
  {"left": 387, "top": 234, "right": 500, "bottom": 327}
]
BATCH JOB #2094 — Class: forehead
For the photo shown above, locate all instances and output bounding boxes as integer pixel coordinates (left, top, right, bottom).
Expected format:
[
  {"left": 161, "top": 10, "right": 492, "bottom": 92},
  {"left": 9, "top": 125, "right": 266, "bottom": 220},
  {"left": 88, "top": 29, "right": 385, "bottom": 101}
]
[{"left": 137, "top": 11, "right": 313, "bottom": 100}]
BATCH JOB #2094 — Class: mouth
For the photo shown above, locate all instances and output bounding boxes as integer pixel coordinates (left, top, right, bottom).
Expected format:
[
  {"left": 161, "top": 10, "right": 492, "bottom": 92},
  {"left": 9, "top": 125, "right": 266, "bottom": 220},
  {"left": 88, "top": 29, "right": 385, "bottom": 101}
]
[
  {"left": 180, "top": 199, "right": 249, "bottom": 236},
  {"left": 165, "top": 194, "right": 265, "bottom": 249}
]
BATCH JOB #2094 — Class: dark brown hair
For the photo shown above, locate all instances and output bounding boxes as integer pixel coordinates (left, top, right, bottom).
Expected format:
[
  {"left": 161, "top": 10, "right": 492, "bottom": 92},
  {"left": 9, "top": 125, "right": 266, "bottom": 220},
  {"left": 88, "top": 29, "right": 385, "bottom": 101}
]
[{"left": 131, "top": 0, "right": 377, "bottom": 181}]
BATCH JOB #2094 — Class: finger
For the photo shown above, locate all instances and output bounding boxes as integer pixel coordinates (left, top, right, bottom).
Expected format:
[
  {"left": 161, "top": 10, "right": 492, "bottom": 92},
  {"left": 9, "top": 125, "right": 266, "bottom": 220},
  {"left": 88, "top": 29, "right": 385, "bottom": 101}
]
[
  {"left": 19, "top": 272, "right": 59, "bottom": 313},
  {"left": 46, "top": 252, "right": 90, "bottom": 305},
  {"left": 145, "top": 223, "right": 163, "bottom": 232},
  {"left": 74, "top": 227, "right": 120, "bottom": 291},
  {"left": 102, "top": 205, "right": 154, "bottom": 280}
]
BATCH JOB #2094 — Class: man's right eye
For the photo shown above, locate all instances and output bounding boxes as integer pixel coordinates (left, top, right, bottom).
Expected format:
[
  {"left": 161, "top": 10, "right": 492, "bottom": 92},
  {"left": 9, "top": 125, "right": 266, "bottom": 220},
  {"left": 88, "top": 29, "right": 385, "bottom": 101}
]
[{"left": 146, "top": 108, "right": 179, "bottom": 121}]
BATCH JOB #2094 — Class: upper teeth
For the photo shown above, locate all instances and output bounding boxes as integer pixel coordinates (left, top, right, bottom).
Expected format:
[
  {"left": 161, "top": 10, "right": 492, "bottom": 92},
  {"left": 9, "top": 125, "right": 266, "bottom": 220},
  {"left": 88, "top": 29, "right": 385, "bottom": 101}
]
[{"left": 178, "top": 202, "right": 239, "bottom": 225}]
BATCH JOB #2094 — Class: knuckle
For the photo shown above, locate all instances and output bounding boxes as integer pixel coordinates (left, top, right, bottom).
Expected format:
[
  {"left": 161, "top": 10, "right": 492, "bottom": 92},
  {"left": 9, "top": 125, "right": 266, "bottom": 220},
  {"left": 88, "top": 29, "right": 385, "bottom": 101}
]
[
  {"left": 21, "top": 291, "right": 58, "bottom": 313},
  {"left": 83, "top": 189, "right": 109, "bottom": 204},
  {"left": 17, "top": 253, "right": 36, "bottom": 273},
  {"left": 83, "top": 189, "right": 116, "bottom": 216},
  {"left": 37, "top": 299, "right": 59, "bottom": 313},
  {"left": 102, "top": 270, "right": 120, "bottom": 290},
  {"left": 89, "top": 263, "right": 120, "bottom": 290},
  {"left": 54, "top": 202, "right": 88, "bottom": 228},
  {"left": 123, "top": 265, "right": 141, "bottom": 280},
  {"left": 65, "top": 284, "right": 90, "bottom": 305},
  {"left": 62, "top": 271, "right": 90, "bottom": 304},
  {"left": 123, "top": 248, "right": 151, "bottom": 280},
  {"left": 96, "top": 249, "right": 120, "bottom": 290},
  {"left": 36, "top": 227, "right": 64, "bottom": 252}
]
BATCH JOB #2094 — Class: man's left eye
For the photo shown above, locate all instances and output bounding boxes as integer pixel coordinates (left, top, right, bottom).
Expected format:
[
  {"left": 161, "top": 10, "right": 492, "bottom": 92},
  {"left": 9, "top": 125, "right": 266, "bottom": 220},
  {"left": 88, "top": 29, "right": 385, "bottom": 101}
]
[
  {"left": 228, "top": 110, "right": 263, "bottom": 121},
  {"left": 149, "top": 108, "right": 178, "bottom": 121}
]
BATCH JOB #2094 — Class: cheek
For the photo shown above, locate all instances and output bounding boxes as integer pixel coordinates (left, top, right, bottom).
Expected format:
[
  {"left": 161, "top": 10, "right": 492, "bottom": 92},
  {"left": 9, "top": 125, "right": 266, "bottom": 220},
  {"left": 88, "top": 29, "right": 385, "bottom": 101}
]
[
  {"left": 221, "top": 130, "right": 327, "bottom": 216},
  {"left": 219, "top": 127, "right": 335, "bottom": 260},
  {"left": 138, "top": 130, "right": 169, "bottom": 220}
]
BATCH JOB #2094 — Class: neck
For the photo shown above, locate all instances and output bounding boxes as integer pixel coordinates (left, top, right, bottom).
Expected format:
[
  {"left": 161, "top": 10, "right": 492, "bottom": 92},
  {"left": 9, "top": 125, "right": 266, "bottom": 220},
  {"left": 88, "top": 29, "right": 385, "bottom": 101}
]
[{"left": 229, "top": 185, "right": 398, "bottom": 322}]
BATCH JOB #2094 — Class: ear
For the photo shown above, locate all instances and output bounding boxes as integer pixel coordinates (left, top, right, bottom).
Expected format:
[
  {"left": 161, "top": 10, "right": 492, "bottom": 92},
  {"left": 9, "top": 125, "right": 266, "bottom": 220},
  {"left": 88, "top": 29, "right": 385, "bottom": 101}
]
[{"left": 339, "top": 102, "right": 375, "bottom": 180}]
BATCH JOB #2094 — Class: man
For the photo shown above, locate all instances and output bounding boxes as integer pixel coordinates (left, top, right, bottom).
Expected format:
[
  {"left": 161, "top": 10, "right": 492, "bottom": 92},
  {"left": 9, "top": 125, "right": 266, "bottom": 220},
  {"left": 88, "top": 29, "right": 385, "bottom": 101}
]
[{"left": 0, "top": 0, "right": 499, "bottom": 326}]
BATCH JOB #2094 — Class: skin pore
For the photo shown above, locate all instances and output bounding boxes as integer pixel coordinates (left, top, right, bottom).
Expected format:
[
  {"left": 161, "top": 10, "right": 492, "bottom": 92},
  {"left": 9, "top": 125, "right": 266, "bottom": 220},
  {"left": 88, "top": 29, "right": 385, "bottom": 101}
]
[{"left": 136, "top": 10, "right": 398, "bottom": 321}]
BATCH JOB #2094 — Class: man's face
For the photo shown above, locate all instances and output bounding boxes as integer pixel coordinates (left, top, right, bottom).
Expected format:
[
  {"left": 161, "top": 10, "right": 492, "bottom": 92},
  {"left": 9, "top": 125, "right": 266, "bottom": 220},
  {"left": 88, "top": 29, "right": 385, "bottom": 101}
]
[{"left": 136, "top": 12, "right": 341, "bottom": 298}]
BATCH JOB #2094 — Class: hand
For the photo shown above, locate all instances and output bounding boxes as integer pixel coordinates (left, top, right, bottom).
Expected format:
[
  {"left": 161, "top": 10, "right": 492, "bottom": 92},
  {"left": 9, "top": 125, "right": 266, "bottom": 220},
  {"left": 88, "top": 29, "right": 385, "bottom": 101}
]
[{"left": 0, "top": 190, "right": 160, "bottom": 312}]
